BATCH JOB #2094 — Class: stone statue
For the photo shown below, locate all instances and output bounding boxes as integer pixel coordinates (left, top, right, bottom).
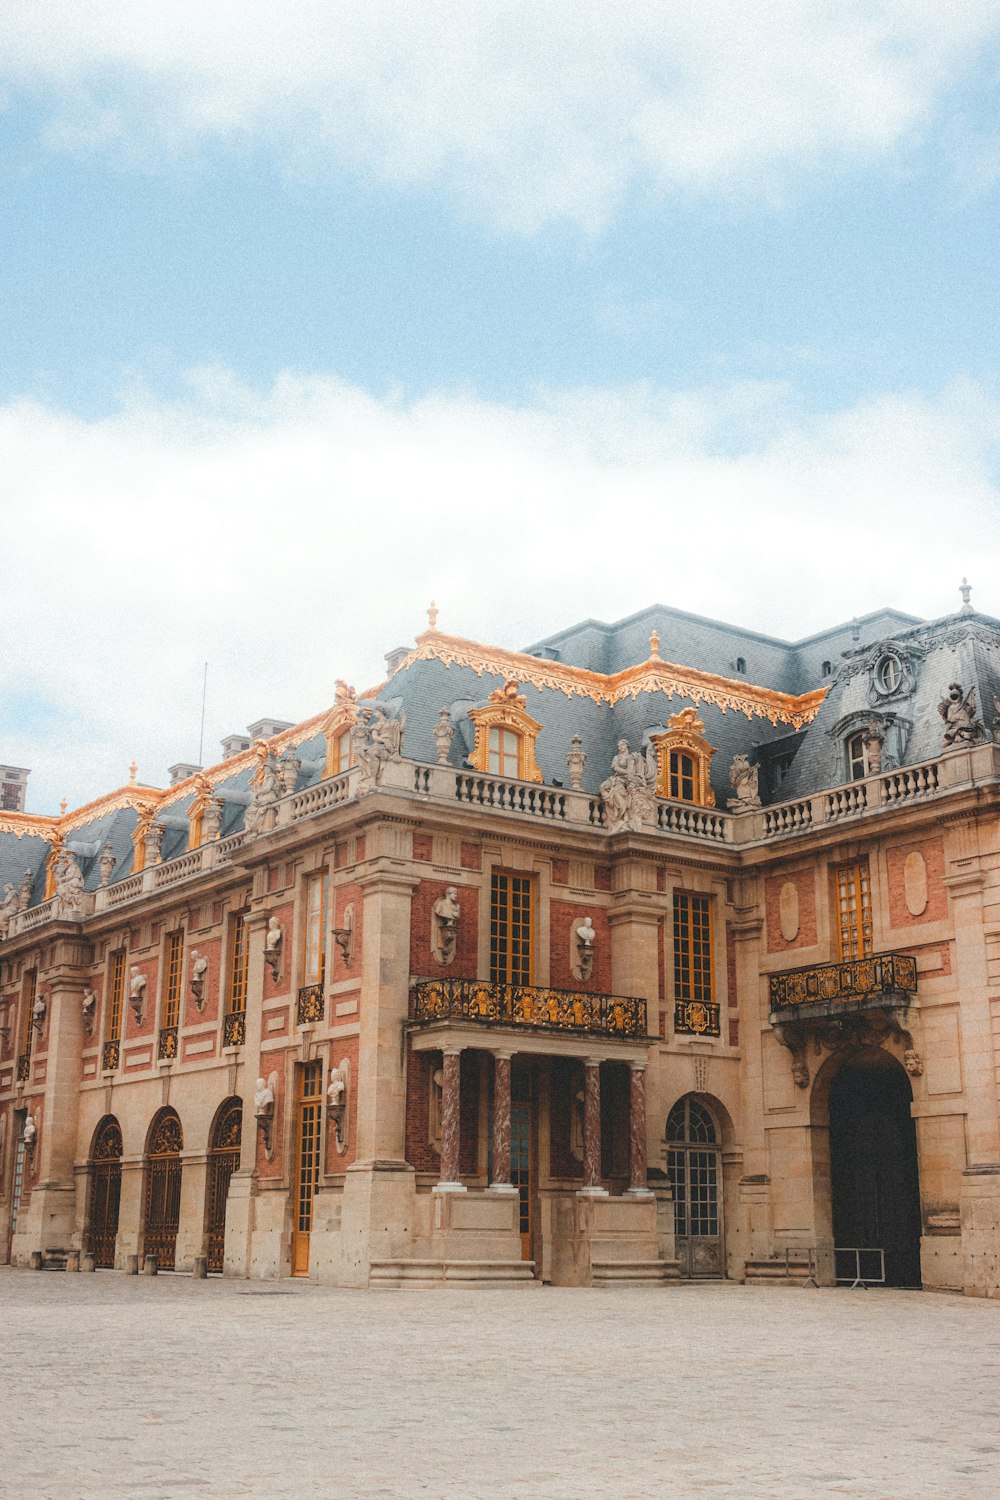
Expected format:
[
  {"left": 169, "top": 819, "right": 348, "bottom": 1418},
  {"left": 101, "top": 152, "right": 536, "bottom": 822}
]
[
  {"left": 244, "top": 748, "right": 282, "bottom": 836},
  {"left": 904, "top": 1047, "right": 924, "bottom": 1077},
  {"left": 599, "top": 739, "right": 656, "bottom": 833},
  {"left": 190, "top": 951, "right": 208, "bottom": 1008},
  {"left": 22, "top": 1114, "right": 36, "bottom": 1148},
  {"left": 53, "top": 850, "right": 86, "bottom": 919},
  {"left": 278, "top": 751, "right": 301, "bottom": 797},
  {"left": 32, "top": 992, "right": 47, "bottom": 1034},
  {"left": 0, "top": 883, "right": 20, "bottom": 940},
  {"left": 129, "top": 967, "right": 147, "bottom": 1024},
  {"left": 575, "top": 915, "right": 596, "bottom": 982},
  {"left": 82, "top": 987, "right": 97, "bottom": 1036},
  {"left": 254, "top": 1077, "right": 274, "bottom": 1116},
  {"left": 353, "top": 705, "right": 406, "bottom": 790},
  {"left": 19, "top": 870, "right": 32, "bottom": 910},
  {"left": 265, "top": 916, "right": 283, "bottom": 981},
  {"left": 938, "top": 683, "right": 985, "bottom": 747},
  {"left": 327, "top": 1067, "right": 346, "bottom": 1110},
  {"left": 992, "top": 696, "right": 1000, "bottom": 745},
  {"left": 727, "top": 754, "right": 761, "bottom": 811},
  {"left": 432, "top": 887, "right": 461, "bottom": 965},
  {"left": 433, "top": 708, "right": 455, "bottom": 765},
  {"left": 98, "top": 843, "right": 115, "bottom": 887},
  {"left": 143, "top": 822, "right": 164, "bottom": 868},
  {"left": 202, "top": 797, "right": 224, "bottom": 842},
  {"left": 566, "top": 735, "right": 586, "bottom": 790}
]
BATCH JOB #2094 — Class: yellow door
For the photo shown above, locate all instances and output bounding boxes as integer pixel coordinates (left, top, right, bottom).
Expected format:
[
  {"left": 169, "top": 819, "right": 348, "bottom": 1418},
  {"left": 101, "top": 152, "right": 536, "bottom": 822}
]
[{"left": 291, "top": 1061, "right": 322, "bottom": 1276}]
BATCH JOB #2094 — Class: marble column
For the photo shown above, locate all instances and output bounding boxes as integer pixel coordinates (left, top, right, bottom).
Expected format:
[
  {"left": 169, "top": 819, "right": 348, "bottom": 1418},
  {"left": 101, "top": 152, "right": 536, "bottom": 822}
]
[
  {"left": 436, "top": 1048, "right": 465, "bottom": 1192},
  {"left": 579, "top": 1058, "right": 607, "bottom": 1196},
  {"left": 489, "top": 1051, "right": 517, "bottom": 1193},
  {"left": 626, "top": 1063, "right": 652, "bottom": 1195}
]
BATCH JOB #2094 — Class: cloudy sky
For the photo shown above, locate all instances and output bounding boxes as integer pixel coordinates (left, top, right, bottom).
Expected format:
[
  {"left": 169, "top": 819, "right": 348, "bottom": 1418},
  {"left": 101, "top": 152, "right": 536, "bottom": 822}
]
[{"left": 3, "top": 2, "right": 1000, "bottom": 813}]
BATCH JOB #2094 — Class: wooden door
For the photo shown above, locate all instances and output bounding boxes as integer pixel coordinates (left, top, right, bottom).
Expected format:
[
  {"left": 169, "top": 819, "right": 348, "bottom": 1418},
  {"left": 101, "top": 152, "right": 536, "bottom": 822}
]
[{"left": 205, "top": 1099, "right": 242, "bottom": 1274}]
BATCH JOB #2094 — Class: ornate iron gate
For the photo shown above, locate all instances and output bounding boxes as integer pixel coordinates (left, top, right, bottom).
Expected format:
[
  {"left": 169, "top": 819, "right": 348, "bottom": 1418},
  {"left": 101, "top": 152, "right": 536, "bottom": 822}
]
[
  {"left": 87, "top": 1117, "right": 123, "bottom": 1269},
  {"left": 206, "top": 1099, "right": 242, "bottom": 1273},
  {"left": 144, "top": 1111, "right": 183, "bottom": 1270}
]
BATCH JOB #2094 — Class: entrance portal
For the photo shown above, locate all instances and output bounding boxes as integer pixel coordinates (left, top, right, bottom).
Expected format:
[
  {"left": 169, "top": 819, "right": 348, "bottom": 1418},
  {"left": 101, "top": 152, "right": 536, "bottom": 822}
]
[
  {"left": 143, "top": 1109, "right": 183, "bottom": 1270},
  {"left": 829, "top": 1058, "right": 921, "bottom": 1288},
  {"left": 205, "top": 1098, "right": 242, "bottom": 1274},
  {"left": 87, "top": 1116, "right": 123, "bottom": 1269},
  {"left": 666, "top": 1096, "right": 723, "bottom": 1279}
]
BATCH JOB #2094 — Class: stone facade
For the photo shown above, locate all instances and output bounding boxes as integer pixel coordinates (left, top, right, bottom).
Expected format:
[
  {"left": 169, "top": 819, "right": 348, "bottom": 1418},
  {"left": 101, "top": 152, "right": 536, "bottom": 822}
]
[{"left": 1, "top": 600, "right": 1000, "bottom": 1294}]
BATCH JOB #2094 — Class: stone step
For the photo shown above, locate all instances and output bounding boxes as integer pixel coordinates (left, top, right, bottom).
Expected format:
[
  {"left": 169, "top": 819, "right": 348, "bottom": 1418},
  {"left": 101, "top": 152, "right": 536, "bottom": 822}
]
[
  {"left": 743, "top": 1256, "right": 815, "bottom": 1285},
  {"left": 369, "top": 1258, "right": 538, "bottom": 1289},
  {"left": 591, "top": 1259, "right": 669, "bottom": 1286}
]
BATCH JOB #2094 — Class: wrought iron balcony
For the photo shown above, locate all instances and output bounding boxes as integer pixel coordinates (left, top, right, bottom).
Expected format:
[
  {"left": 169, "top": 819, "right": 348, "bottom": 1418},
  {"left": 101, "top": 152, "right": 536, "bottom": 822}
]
[
  {"left": 769, "top": 954, "right": 917, "bottom": 1018},
  {"left": 410, "top": 977, "right": 647, "bottom": 1040},
  {"left": 297, "top": 984, "right": 324, "bottom": 1025}
]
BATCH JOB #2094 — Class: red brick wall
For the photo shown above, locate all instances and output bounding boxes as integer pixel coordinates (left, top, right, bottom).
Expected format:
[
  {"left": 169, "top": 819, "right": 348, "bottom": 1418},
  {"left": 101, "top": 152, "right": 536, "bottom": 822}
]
[
  {"left": 262, "top": 900, "right": 295, "bottom": 1001},
  {"left": 409, "top": 879, "right": 479, "bottom": 979},
  {"left": 413, "top": 833, "right": 433, "bottom": 862},
  {"left": 594, "top": 864, "right": 612, "bottom": 892},
  {"left": 124, "top": 957, "right": 158, "bottom": 1040},
  {"left": 765, "top": 869, "right": 817, "bottom": 952},
  {"left": 186, "top": 935, "right": 222, "bottom": 1024},
  {"left": 551, "top": 858, "right": 569, "bottom": 886},
  {"left": 333, "top": 881, "right": 363, "bottom": 986},
  {"left": 886, "top": 837, "right": 948, "bottom": 927},
  {"left": 726, "top": 922, "right": 737, "bottom": 1009},
  {"left": 461, "top": 841, "right": 481, "bottom": 871},
  {"left": 549, "top": 901, "right": 610, "bottom": 991}
]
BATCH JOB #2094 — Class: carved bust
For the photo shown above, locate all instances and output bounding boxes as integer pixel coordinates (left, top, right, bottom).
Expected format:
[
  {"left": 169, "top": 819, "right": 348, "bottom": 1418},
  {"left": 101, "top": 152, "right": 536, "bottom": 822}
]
[{"left": 254, "top": 1077, "right": 274, "bottom": 1116}]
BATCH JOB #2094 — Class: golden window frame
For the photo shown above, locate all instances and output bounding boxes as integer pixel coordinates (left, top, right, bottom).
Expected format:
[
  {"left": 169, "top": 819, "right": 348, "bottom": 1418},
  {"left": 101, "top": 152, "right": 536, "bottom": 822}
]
[
  {"left": 467, "top": 680, "right": 543, "bottom": 783},
  {"left": 649, "top": 707, "right": 717, "bottom": 806}
]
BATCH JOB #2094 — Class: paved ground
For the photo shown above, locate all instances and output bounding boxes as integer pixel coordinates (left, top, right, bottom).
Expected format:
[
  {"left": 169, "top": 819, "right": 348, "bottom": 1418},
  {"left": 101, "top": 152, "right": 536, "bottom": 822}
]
[{"left": 1, "top": 1270, "right": 999, "bottom": 1500}]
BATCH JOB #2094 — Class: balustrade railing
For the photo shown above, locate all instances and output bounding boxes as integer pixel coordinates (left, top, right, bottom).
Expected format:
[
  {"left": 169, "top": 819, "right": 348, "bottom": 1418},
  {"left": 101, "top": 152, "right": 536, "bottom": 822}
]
[
  {"left": 454, "top": 773, "right": 567, "bottom": 820},
  {"left": 768, "top": 953, "right": 918, "bottom": 1013},
  {"left": 153, "top": 851, "right": 203, "bottom": 889},
  {"left": 657, "top": 802, "right": 730, "bottom": 841},
  {"left": 410, "top": 977, "right": 647, "bottom": 1040},
  {"left": 18, "top": 898, "right": 57, "bottom": 931},
  {"left": 105, "top": 874, "right": 144, "bottom": 907},
  {"left": 289, "top": 773, "right": 353, "bottom": 822}
]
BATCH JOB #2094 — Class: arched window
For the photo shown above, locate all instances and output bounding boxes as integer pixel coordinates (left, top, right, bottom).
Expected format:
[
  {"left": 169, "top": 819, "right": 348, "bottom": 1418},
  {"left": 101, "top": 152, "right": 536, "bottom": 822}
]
[
  {"left": 822, "top": 660, "right": 832, "bottom": 677},
  {"left": 666, "top": 1096, "right": 722, "bottom": 1279},
  {"left": 205, "top": 1098, "right": 242, "bottom": 1274},
  {"left": 650, "top": 708, "right": 716, "bottom": 807},
  {"left": 847, "top": 732, "right": 868, "bottom": 781},
  {"left": 468, "top": 680, "right": 543, "bottom": 783},
  {"left": 87, "top": 1116, "right": 123, "bottom": 1269},
  {"left": 143, "top": 1108, "right": 183, "bottom": 1271},
  {"left": 735, "top": 657, "right": 746, "bottom": 675}
]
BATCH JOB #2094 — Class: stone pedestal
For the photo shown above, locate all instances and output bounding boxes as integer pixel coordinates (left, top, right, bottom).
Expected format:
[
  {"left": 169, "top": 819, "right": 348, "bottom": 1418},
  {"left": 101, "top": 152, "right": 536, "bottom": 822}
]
[
  {"left": 960, "top": 1164, "right": 1000, "bottom": 1298},
  {"left": 551, "top": 1193, "right": 665, "bottom": 1286},
  {"left": 313, "top": 1159, "right": 418, "bottom": 1287}
]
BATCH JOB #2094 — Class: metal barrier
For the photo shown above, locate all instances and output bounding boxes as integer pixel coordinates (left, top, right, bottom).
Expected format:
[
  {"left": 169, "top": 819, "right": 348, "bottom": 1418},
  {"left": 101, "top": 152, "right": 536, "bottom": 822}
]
[{"left": 834, "top": 1246, "right": 885, "bottom": 1288}]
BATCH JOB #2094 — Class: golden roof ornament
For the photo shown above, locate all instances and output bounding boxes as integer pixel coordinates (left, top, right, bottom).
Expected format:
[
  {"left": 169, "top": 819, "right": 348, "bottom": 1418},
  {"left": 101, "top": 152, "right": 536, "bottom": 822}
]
[
  {"left": 334, "top": 679, "right": 357, "bottom": 704},
  {"left": 59, "top": 798, "right": 67, "bottom": 817}
]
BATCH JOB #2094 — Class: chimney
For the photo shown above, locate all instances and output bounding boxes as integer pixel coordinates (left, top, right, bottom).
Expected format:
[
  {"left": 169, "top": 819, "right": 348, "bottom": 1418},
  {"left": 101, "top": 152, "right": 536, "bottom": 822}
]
[
  {"left": 385, "top": 646, "right": 410, "bottom": 675},
  {"left": 220, "top": 734, "right": 251, "bottom": 760},
  {"left": 0, "top": 765, "right": 30, "bottom": 813},
  {"left": 167, "top": 762, "right": 202, "bottom": 786},
  {"left": 246, "top": 718, "right": 294, "bottom": 742}
]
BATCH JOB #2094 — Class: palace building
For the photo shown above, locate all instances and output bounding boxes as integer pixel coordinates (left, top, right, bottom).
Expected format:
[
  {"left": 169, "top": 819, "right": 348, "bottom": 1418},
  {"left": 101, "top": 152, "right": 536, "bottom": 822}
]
[{"left": 2, "top": 593, "right": 999, "bottom": 1294}]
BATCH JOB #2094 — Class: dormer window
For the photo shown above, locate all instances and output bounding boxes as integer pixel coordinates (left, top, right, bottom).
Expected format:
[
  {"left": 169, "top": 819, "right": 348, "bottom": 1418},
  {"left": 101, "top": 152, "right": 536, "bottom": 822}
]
[
  {"left": 650, "top": 708, "right": 716, "bottom": 807},
  {"left": 822, "top": 660, "right": 832, "bottom": 677},
  {"left": 847, "top": 732, "right": 868, "bottom": 781},
  {"left": 735, "top": 657, "right": 746, "bottom": 675},
  {"left": 468, "top": 681, "right": 543, "bottom": 783},
  {"left": 876, "top": 655, "right": 900, "bottom": 694}
]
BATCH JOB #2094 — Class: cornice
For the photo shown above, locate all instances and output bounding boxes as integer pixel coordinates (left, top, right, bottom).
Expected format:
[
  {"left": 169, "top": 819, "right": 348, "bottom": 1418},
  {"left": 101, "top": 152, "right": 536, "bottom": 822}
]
[{"left": 399, "top": 630, "right": 826, "bottom": 729}]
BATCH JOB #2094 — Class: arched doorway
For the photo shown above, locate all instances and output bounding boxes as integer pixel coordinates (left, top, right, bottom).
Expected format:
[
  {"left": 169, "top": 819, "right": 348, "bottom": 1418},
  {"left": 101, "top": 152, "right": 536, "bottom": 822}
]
[
  {"left": 829, "top": 1056, "right": 921, "bottom": 1288},
  {"left": 666, "top": 1095, "right": 723, "bottom": 1279},
  {"left": 86, "top": 1116, "right": 123, "bottom": 1269},
  {"left": 205, "top": 1098, "right": 242, "bottom": 1274},
  {"left": 143, "top": 1109, "right": 183, "bottom": 1271}
]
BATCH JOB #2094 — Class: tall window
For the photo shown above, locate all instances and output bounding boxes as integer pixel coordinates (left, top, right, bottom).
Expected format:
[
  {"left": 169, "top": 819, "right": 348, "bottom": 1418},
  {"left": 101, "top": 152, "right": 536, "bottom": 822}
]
[
  {"left": 488, "top": 727, "right": 521, "bottom": 778},
  {"left": 303, "top": 872, "right": 328, "bottom": 986},
  {"left": 490, "top": 873, "right": 533, "bottom": 985},
  {"left": 162, "top": 931, "right": 183, "bottom": 1029},
  {"left": 673, "top": 893, "right": 718, "bottom": 1037},
  {"left": 19, "top": 969, "right": 37, "bottom": 1065},
  {"left": 836, "top": 862, "right": 872, "bottom": 959},
  {"left": 105, "top": 951, "right": 125, "bottom": 1043},
  {"left": 331, "top": 727, "right": 353, "bottom": 774},
  {"left": 227, "top": 911, "right": 248, "bottom": 1014}
]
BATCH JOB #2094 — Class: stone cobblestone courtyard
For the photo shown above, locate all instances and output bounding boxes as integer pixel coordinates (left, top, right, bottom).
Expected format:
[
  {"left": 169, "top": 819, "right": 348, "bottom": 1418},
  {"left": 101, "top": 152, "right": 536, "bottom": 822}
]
[{"left": 2, "top": 1269, "right": 999, "bottom": 1500}]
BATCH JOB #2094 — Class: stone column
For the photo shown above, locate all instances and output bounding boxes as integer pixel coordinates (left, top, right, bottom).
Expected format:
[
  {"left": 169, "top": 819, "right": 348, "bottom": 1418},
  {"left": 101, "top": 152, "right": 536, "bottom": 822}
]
[
  {"left": 436, "top": 1048, "right": 465, "bottom": 1192},
  {"left": 488, "top": 1050, "right": 517, "bottom": 1194},
  {"left": 226, "top": 909, "right": 269, "bottom": 1278},
  {"left": 626, "top": 1063, "right": 652, "bottom": 1196},
  {"left": 579, "top": 1058, "right": 607, "bottom": 1197}
]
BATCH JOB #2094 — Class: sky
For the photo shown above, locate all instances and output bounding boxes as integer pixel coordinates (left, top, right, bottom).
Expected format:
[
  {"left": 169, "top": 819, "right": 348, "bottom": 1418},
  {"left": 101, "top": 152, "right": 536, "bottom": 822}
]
[{"left": 3, "top": 1, "right": 1000, "bottom": 814}]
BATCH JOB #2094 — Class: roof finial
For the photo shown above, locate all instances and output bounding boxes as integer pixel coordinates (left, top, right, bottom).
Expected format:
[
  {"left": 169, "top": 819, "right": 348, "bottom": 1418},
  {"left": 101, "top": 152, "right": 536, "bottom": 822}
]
[
  {"left": 850, "top": 616, "right": 861, "bottom": 645},
  {"left": 129, "top": 761, "right": 137, "bottom": 786},
  {"left": 427, "top": 600, "right": 439, "bottom": 630},
  {"left": 59, "top": 797, "right": 67, "bottom": 817},
  {"left": 649, "top": 627, "right": 661, "bottom": 660},
  {"left": 959, "top": 576, "right": 973, "bottom": 615}
]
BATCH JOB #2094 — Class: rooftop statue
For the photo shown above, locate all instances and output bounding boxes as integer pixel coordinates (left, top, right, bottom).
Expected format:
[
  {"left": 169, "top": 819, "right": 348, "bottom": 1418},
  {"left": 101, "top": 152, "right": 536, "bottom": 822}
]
[
  {"left": 353, "top": 704, "right": 406, "bottom": 790},
  {"left": 600, "top": 739, "right": 656, "bottom": 834},
  {"left": 53, "top": 850, "right": 86, "bottom": 919},
  {"left": 938, "top": 683, "right": 985, "bottom": 747}
]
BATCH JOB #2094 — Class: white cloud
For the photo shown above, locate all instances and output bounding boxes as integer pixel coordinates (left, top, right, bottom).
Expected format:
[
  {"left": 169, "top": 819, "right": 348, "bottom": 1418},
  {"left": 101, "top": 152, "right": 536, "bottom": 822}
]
[
  {"left": 3, "top": 366, "right": 998, "bottom": 813},
  {"left": 3, "top": 2, "right": 1000, "bottom": 229}
]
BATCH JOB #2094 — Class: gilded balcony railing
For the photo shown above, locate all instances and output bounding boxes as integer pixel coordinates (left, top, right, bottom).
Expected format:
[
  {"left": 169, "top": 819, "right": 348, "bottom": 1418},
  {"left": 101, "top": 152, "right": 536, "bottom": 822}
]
[
  {"left": 768, "top": 954, "right": 917, "bottom": 1014},
  {"left": 410, "top": 977, "right": 647, "bottom": 1040},
  {"left": 296, "top": 984, "right": 324, "bottom": 1025},
  {"left": 223, "top": 1011, "right": 246, "bottom": 1047}
]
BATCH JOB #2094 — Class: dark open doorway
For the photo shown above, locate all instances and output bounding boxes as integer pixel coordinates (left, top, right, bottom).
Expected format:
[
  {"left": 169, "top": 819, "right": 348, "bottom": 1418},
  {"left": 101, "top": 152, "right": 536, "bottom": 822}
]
[{"left": 829, "top": 1057, "right": 921, "bottom": 1288}]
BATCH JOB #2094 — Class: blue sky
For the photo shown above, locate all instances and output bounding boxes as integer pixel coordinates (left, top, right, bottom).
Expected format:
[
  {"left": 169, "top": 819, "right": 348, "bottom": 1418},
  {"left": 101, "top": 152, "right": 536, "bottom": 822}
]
[{"left": 2, "top": 3, "right": 1000, "bottom": 812}]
